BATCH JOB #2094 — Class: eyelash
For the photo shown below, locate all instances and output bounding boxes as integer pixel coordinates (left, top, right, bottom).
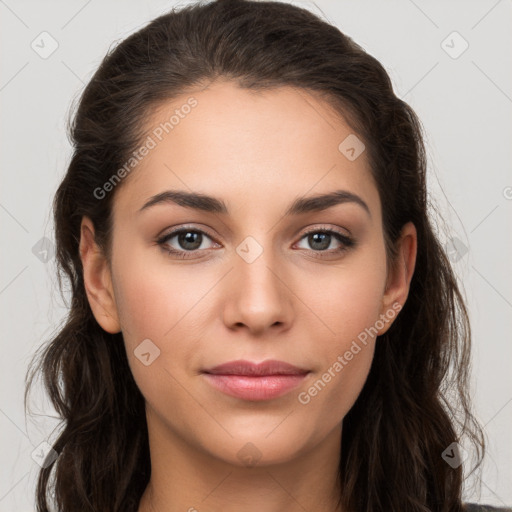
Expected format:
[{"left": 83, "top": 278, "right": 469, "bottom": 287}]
[{"left": 156, "top": 225, "right": 356, "bottom": 260}]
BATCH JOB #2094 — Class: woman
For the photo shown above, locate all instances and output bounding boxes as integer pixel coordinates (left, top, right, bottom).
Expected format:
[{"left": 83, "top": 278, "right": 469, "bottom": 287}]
[{"left": 25, "top": 0, "right": 509, "bottom": 510}]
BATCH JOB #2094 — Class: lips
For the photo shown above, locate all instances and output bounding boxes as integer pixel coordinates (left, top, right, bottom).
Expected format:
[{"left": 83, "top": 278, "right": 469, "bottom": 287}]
[
  {"left": 203, "top": 359, "right": 310, "bottom": 376},
  {"left": 201, "top": 359, "right": 310, "bottom": 401}
]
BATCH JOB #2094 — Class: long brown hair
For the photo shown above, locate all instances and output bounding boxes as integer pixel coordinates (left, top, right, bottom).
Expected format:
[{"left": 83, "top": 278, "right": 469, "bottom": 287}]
[{"left": 25, "top": 0, "right": 485, "bottom": 510}]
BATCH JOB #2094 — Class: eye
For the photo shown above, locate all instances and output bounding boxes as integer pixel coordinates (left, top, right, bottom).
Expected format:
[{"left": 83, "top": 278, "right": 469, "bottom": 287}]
[
  {"left": 294, "top": 227, "right": 355, "bottom": 257},
  {"left": 156, "top": 225, "right": 356, "bottom": 260},
  {"left": 156, "top": 227, "right": 218, "bottom": 259}
]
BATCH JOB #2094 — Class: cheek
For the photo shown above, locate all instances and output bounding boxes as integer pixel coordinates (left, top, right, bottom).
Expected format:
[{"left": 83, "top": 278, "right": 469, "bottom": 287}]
[
  {"left": 112, "top": 244, "right": 206, "bottom": 343},
  {"left": 112, "top": 266, "right": 195, "bottom": 418},
  {"left": 293, "top": 246, "right": 386, "bottom": 419},
  {"left": 302, "top": 243, "right": 388, "bottom": 342},
  {"left": 294, "top": 342, "right": 375, "bottom": 446},
  {"left": 295, "top": 278, "right": 381, "bottom": 432},
  {"left": 111, "top": 247, "right": 217, "bottom": 400}
]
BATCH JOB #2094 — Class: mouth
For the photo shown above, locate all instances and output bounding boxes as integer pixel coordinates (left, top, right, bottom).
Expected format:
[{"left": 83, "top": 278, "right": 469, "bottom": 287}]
[{"left": 201, "top": 359, "right": 311, "bottom": 401}]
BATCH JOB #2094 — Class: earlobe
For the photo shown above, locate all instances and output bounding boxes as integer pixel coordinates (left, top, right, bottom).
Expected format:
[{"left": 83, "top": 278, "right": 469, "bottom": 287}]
[
  {"left": 79, "top": 216, "right": 121, "bottom": 334},
  {"left": 377, "top": 221, "right": 418, "bottom": 335}
]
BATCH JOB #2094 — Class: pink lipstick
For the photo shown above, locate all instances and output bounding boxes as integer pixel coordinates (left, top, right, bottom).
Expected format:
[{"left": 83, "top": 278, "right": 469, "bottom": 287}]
[{"left": 201, "top": 359, "right": 310, "bottom": 401}]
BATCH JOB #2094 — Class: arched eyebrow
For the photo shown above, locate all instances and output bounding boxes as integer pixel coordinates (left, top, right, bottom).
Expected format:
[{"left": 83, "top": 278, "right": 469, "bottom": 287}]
[
  {"left": 138, "top": 189, "right": 371, "bottom": 218},
  {"left": 286, "top": 190, "right": 371, "bottom": 218}
]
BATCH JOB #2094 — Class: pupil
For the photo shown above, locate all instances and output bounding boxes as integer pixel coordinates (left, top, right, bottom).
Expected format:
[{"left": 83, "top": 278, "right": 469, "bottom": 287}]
[
  {"left": 310, "top": 233, "right": 329, "bottom": 251},
  {"left": 180, "top": 231, "right": 201, "bottom": 250}
]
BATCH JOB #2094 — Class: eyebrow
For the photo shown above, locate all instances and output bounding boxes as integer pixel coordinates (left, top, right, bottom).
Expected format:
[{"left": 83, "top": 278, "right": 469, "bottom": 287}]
[{"left": 138, "top": 189, "right": 371, "bottom": 217}]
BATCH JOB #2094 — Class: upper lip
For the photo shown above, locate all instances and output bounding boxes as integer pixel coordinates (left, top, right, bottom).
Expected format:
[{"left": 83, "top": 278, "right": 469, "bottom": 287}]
[{"left": 203, "top": 359, "right": 310, "bottom": 376}]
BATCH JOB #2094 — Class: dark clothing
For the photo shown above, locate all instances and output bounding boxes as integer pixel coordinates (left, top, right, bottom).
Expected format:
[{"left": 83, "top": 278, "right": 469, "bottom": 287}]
[{"left": 464, "top": 504, "right": 512, "bottom": 511}]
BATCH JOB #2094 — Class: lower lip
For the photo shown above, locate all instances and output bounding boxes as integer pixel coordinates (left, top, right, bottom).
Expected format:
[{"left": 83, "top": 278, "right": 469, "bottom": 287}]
[{"left": 202, "top": 373, "right": 309, "bottom": 401}]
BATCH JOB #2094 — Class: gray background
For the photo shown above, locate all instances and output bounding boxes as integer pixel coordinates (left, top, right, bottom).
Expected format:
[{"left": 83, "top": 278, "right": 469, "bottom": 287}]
[{"left": 1, "top": 0, "right": 511, "bottom": 509}]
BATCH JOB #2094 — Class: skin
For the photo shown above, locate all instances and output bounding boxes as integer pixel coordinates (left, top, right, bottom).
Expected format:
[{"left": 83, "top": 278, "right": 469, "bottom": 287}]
[{"left": 79, "top": 80, "right": 417, "bottom": 512}]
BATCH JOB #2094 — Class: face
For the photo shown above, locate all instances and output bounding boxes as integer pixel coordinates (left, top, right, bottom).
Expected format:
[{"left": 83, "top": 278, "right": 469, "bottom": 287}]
[{"left": 80, "top": 80, "right": 416, "bottom": 468}]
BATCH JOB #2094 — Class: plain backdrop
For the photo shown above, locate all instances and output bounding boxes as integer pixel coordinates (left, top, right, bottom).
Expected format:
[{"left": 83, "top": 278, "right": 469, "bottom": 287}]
[{"left": 1, "top": 0, "right": 511, "bottom": 510}]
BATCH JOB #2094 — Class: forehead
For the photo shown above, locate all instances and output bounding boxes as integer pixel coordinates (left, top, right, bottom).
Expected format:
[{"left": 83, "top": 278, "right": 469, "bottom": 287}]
[{"left": 113, "top": 80, "right": 380, "bottom": 221}]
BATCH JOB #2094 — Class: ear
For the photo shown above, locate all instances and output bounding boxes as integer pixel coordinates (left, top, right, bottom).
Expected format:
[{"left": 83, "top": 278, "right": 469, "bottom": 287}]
[
  {"left": 377, "top": 221, "right": 417, "bottom": 335},
  {"left": 79, "top": 216, "right": 121, "bottom": 334}
]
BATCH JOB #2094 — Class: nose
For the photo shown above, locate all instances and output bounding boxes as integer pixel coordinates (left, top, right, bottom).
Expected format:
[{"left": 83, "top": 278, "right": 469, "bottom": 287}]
[{"left": 222, "top": 240, "right": 293, "bottom": 336}]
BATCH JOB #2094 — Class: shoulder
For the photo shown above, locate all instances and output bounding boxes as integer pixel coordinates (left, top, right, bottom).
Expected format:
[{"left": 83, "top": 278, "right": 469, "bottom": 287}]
[{"left": 464, "top": 504, "right": 512, "bottom": 512}]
